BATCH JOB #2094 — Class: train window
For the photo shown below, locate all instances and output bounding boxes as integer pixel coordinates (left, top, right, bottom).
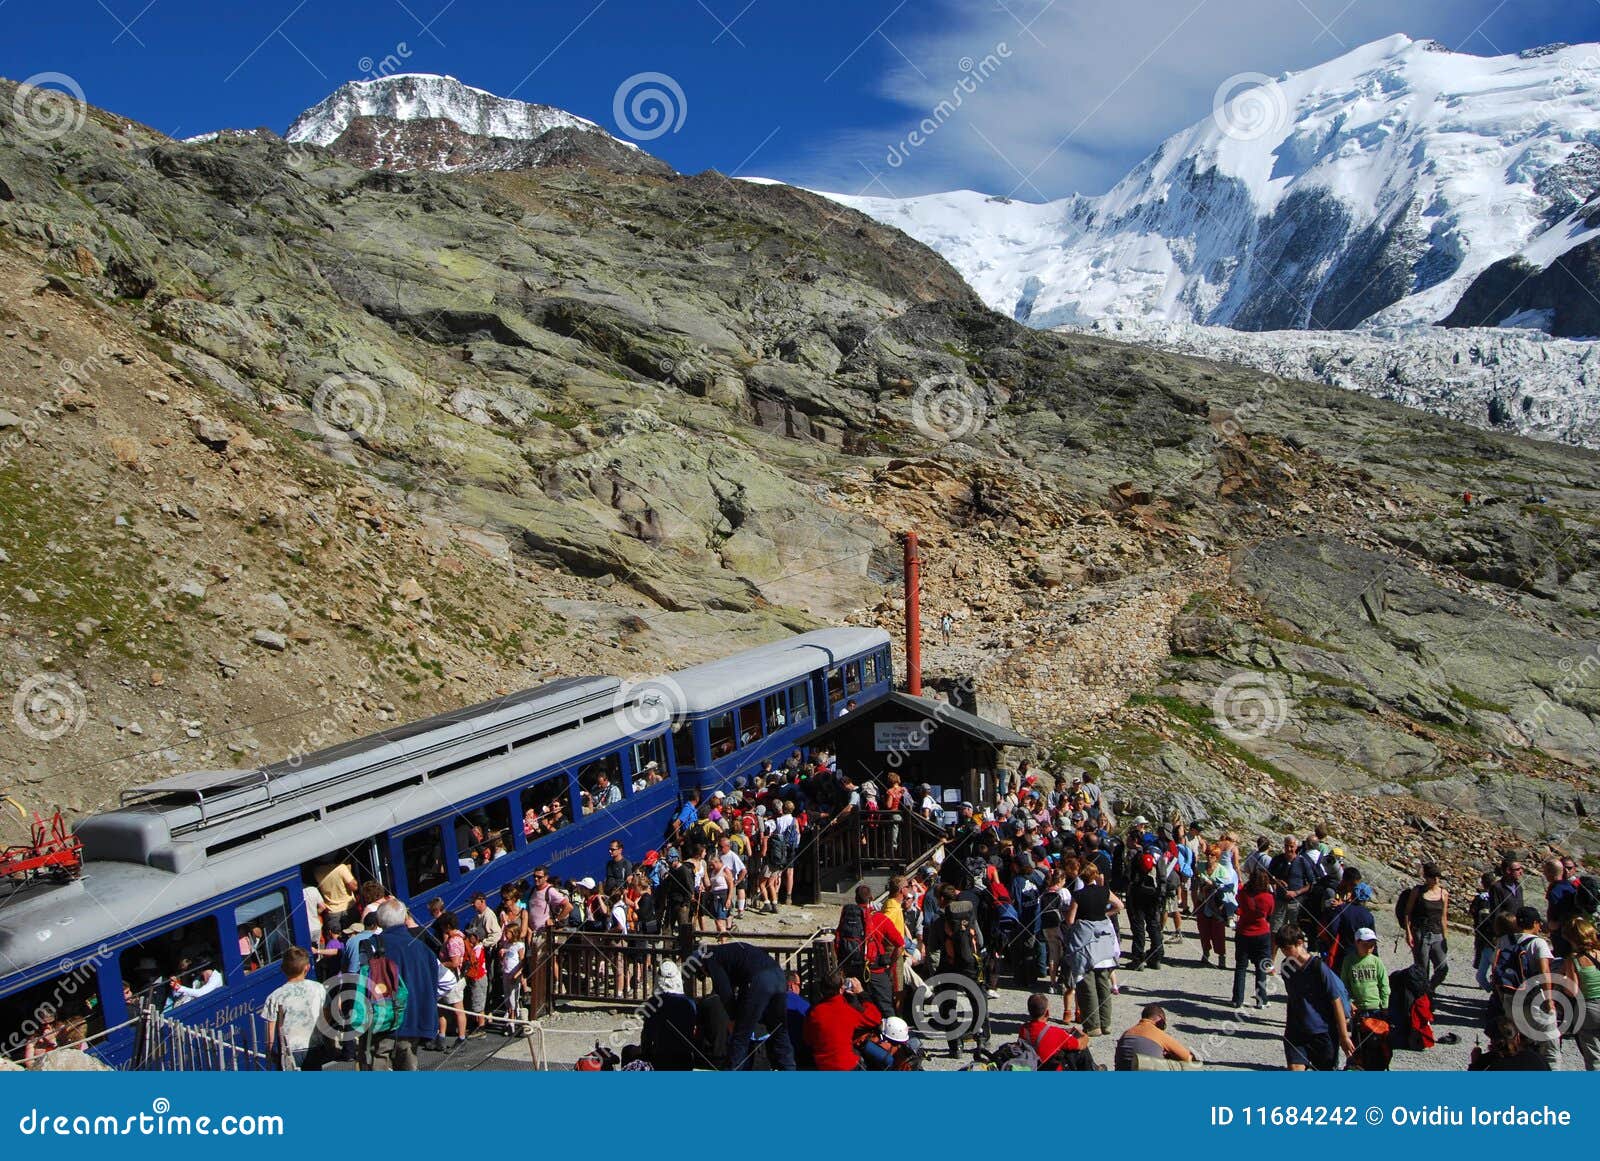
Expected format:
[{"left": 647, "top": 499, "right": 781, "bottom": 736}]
[
  {"left": 402, "top": 825, "right": 448, "bottom": 894},
  {"left": 632, "top": 736, "right": 668, "bottom": 791},
  {"left": 845, "top": 662, "right": 863, "bottom": 695},
  {"left": 789, "top": 681, "right": 812, "bottom": 723},
  {"left": 879, "top": 648, "right": 892, "bottom": 682},
  {"left": 521, "top": 774, "right": 571, "bottom": 841},
  {"left": 0, "top": 960, "right": 107, "bottom": 1065},
  {"left": 672, "top": 723, "right": 697, "bottom": 770},
  {"left": 708, "top": 711, "right": 736, "bottom": 759},
  {"left": 863, "top": 653, "right": 878, "bottom": 684},
  {"left": 235, "top": 888, "right": 293, "bottom": 975},
  {"left": 577, "top": 752, "right": 624, "bottom": 814},
  {"left": 737, "top": 701, "right": 764, "bottom": 746},
  {"left": 118, "top": 914, "right": 224, "bottom": 1012},
  {"left": 828, "top": 667, "right": 845, "bottom": 705},
  {"left": 453, "top": 800, "right": 514, "bottom": 873},
  {"left": 764, "top": 692, "right": 786, "bottom": 733}
]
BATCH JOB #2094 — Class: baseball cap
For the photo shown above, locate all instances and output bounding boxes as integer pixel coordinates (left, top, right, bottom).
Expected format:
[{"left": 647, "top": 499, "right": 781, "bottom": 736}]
[
  {"left": 576, "top": 877, "right": 597, "bottom": 890},
  {"left": 1133, "top": 816, "right": 1150, "bottom": 826},
  {"left": 1355, "top": 926, "right": 1378, "bottom": 943}
]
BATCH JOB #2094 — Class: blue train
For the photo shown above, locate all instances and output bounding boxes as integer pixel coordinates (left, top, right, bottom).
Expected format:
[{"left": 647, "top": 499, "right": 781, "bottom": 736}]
[{"left": 0, "top": 627, "right": 891, "bottom": 1067}]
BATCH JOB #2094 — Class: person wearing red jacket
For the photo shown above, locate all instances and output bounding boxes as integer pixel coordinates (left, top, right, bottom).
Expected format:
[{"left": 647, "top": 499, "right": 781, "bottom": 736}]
[
  {"left": 1232, "top": 866, "right": 1276, "bottom": 1009},
  {"left": 1017, "top": 993, "right": 1083, "bottom": 1068},
  {"left": 804, "top": 975, "right": 882, "bottom": 1070}
]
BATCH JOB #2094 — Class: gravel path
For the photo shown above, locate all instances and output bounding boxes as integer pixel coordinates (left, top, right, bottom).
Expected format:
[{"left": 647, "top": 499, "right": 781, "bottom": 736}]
[
  {"left": 433, "top": 908, "right": 1593, "bottom": 1072},
  {"left": 919, "top": 927, "right": 1590, "bottom": 1072}
]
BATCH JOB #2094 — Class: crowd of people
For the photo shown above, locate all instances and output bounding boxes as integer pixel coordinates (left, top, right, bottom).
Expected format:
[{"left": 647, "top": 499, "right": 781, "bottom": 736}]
[{"left": 246, "top": 757, "right": 1600, "bottom": 1072}]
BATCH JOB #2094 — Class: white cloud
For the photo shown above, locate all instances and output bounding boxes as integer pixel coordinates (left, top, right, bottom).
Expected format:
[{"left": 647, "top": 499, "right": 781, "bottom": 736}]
[{"left": 791, "top": 0, "right": 1556, "bottom": 199}]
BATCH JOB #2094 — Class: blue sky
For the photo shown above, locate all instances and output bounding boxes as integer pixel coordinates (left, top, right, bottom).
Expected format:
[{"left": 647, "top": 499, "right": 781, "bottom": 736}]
[{"left": 3, "top": 0, "right": 1598, "bottom": 199}]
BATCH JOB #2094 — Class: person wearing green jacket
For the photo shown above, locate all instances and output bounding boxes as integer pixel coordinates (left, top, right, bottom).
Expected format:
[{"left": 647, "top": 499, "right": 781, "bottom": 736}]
[
  {"left": 1341, "top": 927, "right": 1392, "bottom": 1070},
  {"left": 1341, "top": 927, "right": 1390, "bottom": 1014}
]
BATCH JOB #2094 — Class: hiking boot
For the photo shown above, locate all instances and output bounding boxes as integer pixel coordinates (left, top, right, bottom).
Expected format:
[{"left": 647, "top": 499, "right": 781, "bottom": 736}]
[{"left": 424, "top": 1039, "right": 447, "bottom": 1052}]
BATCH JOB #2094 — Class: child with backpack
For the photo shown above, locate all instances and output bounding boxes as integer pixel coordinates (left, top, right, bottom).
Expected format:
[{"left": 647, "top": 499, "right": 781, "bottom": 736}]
[{"left": 1487, "top": 906, "right": 1557, "bottom": 1068}]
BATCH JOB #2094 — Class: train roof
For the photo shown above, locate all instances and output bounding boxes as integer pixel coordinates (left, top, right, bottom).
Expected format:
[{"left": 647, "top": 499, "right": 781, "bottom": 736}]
[
  {"left": 669, "top": 627, "right": 889, "bottom": 714},
  {"left": 0, "top": 711, "right": 656, "bottom": 980}
]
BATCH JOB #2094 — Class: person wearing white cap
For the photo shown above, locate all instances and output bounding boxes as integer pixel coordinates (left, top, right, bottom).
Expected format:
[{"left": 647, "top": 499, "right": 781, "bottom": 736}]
[
  {"left": 640, "top": 961, "right": 699, "bottom": 1071},
  {"left": 1340, "top": 926, "right": 1390, "bottom": 1070}
]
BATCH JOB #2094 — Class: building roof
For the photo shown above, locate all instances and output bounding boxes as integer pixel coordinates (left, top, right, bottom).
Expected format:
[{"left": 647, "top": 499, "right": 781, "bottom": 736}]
[{"left": 793, "top": 690, "right": 1032, "bottom": 749}]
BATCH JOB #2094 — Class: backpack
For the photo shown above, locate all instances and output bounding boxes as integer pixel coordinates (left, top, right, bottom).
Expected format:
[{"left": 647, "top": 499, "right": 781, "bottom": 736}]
[
  {"left": 350, "top": 943, "right": 409, "bottom": 1036},
  {"left": 1393, "top": 886, "right": 1417, "bottom": 929},
  {"left": 1012, "top": 875, "right": 1041, "bottom": 924},
  {"left": 1040, "top": 888, "right": 1064, "bottom": 931},
  {"left": 1575, "top": 874, "right": 1600, "bottom": 916},
  {"left": 943, "top": 900, "right": 980, "bottom": 973},
  {"left": 1492, "top": 935, "right": 1541, "bottom": 992},
  {"left": 837, "top": 903, "right": 869, "bottom": 973},
  {"left": 863, "top": 917, "right": 897, "bottom": 971},
  {"left": 770, "top": 821, "right": 797, "bottom": 863},
  {"left": 1129, "top": 855, "right": 1163, "bottom": 907}
]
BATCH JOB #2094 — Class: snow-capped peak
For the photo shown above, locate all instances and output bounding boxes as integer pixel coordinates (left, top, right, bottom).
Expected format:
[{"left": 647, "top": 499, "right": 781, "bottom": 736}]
[
  {"left": 284, "top": 72, "right": 633, "bottom": 150},
  {"left": 825, "top": 35, "right": 1600, "bottom": 335}
]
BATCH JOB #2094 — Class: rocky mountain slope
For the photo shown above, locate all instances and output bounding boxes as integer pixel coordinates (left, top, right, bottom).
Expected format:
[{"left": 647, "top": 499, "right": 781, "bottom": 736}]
[
  {"left": 1072, "top": 318, "right": 1600, "bottom": 448},
  {"left": 1, "top": 77, "right": 1598, "bottom": 891}
]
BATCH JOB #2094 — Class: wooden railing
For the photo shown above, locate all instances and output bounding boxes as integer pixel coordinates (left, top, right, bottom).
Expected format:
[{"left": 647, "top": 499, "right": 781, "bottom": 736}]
[
  {"left": 526, "top": 928, "right": 836, "bottom": 1017},
  {"left": 792, "top": 807, "right": 947, "bottom": 903}
]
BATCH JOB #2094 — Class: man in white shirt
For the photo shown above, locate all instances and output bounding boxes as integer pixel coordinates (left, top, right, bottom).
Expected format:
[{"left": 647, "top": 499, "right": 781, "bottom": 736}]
[{"left": 169, "top": 963, "right": 223, "bottom": 1005}]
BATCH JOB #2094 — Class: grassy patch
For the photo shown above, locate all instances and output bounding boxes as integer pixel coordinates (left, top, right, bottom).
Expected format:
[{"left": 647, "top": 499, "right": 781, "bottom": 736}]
[
  {"left": 0, "top": 464, "right": 184, "bottom": 667},
  {"left": 1259, "top": 614, "right": 1345, "bottom": 653},
  {"left": 1130, "top": 692, "right": 1304, "bottom": 787},
  {"left": 1448, "top": 685, "right": 1511, "bottom": 715}
]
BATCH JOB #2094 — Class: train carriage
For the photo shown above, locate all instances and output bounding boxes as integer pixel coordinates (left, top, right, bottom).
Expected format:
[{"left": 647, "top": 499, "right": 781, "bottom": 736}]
[{"left": 0, "top": 627, "right": 891, "bottom": 1068}]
